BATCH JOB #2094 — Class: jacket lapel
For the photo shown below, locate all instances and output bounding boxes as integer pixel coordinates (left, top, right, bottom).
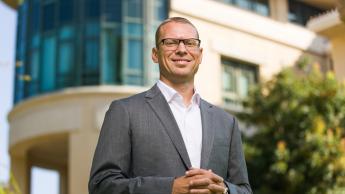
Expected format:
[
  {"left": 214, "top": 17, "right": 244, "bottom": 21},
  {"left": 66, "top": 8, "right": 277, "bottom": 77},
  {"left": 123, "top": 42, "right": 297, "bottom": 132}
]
[
  {"left": 145, "top": 85, "right": 192, "bottom": 169},
  {"left": 200, "top": 100, "right": 215, "bottom": 169}
]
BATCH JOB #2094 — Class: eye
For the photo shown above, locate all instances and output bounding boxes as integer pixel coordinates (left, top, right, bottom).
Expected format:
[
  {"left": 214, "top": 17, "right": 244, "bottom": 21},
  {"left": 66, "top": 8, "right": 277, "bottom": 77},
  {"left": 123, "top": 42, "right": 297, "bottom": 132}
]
[
  {"left": 184, "top": 39, "right": 198, "bottom": 47},
  {"left": 164, "top": 39, "right": 178, "bottom": 46},
  {"left": 184, "top": 41, "right": 194, "bottom": 46}
]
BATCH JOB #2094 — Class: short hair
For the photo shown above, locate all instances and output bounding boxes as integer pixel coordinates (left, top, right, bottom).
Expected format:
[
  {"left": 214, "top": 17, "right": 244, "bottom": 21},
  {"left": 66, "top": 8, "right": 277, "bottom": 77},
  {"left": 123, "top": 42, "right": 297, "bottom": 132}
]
[{"left": 155, "top": 17, "right": 199, "bottom": 48}]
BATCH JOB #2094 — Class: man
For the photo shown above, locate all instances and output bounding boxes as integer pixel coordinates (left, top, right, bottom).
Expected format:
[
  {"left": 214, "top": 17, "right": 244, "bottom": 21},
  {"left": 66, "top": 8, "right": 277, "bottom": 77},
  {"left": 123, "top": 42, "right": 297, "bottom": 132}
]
[{"left": 89, "top": 17, "right": 252, "bottom": 194}]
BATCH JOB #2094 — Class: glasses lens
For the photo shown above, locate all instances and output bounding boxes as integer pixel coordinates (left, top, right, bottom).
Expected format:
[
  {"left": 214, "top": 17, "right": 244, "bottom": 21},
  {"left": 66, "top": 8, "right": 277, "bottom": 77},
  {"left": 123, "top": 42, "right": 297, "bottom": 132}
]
[
  {"left": 163, "top": 39, "right": 179, "bottom": 47},
  {"left": 161, "top": 38, "right": 200, "bottom": 50},
  {"left": 184, "top": 39, "right": 199, "bottom": 47}
]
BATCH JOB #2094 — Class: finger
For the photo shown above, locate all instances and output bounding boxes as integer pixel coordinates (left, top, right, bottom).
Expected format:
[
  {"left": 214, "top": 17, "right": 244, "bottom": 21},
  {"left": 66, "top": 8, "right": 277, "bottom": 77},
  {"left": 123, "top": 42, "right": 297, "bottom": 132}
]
[
  {"left": 189, "top": 174, "right": 219, "bottom": 183},
  {"left": 189, "top": 178, "right": 211, "bottom": 187},
  {"left": 186, "top": 168, "right": 206, "bottom": 177},
  {"left": 187, "top": 170, "right": 224, "bottom": 184},
  {"left": 190, "top": 188, "right": 211, "bottom": 194},
  {"left": 209, "top": 173, "right": 224, "bottom": 183},
  {"left": 189, "top": 170, "right": 223, "bottom": 183},
  {"left": 208, "top": 183, "right": 226, "bottom": 192}
]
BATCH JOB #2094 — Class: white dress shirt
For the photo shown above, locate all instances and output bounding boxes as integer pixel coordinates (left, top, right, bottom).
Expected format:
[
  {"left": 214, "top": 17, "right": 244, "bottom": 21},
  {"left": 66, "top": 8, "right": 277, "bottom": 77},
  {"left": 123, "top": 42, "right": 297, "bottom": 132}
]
[{"left": 157, "top": 80, "right": 202, "bottom": 168}]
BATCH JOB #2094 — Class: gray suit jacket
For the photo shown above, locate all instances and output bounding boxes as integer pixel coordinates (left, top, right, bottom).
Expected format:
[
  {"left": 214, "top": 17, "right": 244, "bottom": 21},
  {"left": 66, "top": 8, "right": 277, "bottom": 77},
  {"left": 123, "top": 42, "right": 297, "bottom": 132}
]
[{"left": 89, "top": 85, "right": 252, "bottom": 194}]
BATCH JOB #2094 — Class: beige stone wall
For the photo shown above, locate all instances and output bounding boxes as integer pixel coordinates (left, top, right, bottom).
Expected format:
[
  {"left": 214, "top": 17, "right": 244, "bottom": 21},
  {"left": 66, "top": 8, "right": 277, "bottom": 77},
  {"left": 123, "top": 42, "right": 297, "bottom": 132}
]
[
  {"left": 170, "top": 0, "right": 329, "bottom": 105},
  {"left": 8, "top": 86, "right": 146, "bottom": 194},
  {"left": 332, "top": 35, "right": 345, "bottom": 81}
]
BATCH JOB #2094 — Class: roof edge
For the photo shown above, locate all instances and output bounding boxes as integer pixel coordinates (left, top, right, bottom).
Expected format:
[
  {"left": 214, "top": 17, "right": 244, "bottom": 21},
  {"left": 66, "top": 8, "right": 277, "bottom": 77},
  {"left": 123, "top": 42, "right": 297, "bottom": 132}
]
[{"left": 1, "top": 0, "right": 21, "bottom": 9}]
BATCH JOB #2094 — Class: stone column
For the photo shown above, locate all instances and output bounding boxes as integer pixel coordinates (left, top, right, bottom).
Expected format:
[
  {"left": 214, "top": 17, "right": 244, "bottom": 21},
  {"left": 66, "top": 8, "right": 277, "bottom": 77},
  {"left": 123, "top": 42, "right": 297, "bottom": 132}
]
[
  {"left": 11, "top": 155, "right": 28, "bottom": 194},
  {"left": 68, "top": 132, "right": 98, "bottom": 194},
  {"left": 269, "top": 0, "right": 289, "bottom": 22}
]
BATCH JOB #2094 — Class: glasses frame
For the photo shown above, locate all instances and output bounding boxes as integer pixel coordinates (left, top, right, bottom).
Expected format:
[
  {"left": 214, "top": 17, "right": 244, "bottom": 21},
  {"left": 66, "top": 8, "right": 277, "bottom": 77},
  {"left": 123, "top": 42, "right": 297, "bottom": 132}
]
[{"left": 159, "top": 38, "right": 201, "bottom": 50}]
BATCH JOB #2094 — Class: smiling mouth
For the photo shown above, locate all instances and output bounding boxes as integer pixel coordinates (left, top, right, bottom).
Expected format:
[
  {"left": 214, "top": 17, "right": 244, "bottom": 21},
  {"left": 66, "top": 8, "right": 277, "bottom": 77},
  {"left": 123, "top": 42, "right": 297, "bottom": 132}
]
[{"left": 172, "top": 59, "right": 191, "bottom": 63}]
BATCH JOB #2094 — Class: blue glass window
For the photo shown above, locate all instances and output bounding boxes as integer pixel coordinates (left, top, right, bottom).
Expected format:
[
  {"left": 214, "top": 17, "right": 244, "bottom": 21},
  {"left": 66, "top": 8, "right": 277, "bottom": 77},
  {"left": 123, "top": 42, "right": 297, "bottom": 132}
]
[
  {"left": 41, "top": 37, "right": 56, "bottom": 92},
  {"left": 15, "top": 2, "right": 28, "bottom": 103},
  {"left": 235, "top": 0, "right": 251, "bottom": 10},
  {"left": 83, "top": 21, "right": 100, "bottom": 85},
  {"left": 85, "top": 22, "right": 100, "bottom": 37},
  {"left": 82, "top": 39, "right": 100, "bottom": 85},
  {"left": 85, "top": 0, "right": 100, "bottom": 18},
  {"left": 31, "top": 34, "right": 40, "bottom": 49},
  {"left": 85, "top": 40, "right": 99, "bottom": 72},
  {"left": 126, "top": 75, "right": 142, "bottom": 85},
  {"left": 254, "top": 0, "right": 270, "bottom": 16},
  {"left": 28, "top": 50, "right": 40, "bottom": 96},
  {"left": 60, "top": 0, "right": 74, "bottom": 23},
  {"left": 60, "top": 26, "right": 74, "bottom": 40},
  {"left": 57, "top": 42, "right": 74, "bottom": 87},
  {"left": 154, "top": 0, "right": 168, "bottom": 21},
  {"left": 30, "top": 0, "right": 40, "bottom": 34},
  {"left": 43, "top": 2, "right": 56, "bottom": 31},
  {"left": 17, "top": 2, "right": 28, "bottom": 61},
  {"left": 15, "top": 62, "right": 25, "bottom": 103},
  {"left": 102, "top": 27, "right": 121, "bottom": 84},
  {"left": 124, "top": 21, "right": 143, "bottom": 84},
  {"left": 127, "top": 23, "right": 143, "bottom": 37},
  {"left": 128, "top": 39, "right": 142, "bottom": 70},
  {"left": 103, "top": 0, "right": 122, "bottom": 22},
  {"left": 30, "top": 51, "right": 40, "bottom": 82},
  {"left": 216, "top": 0, "right": 270, "bottom": 16},
  {"left": 59, "top": 43, "right": 74, "bottom": 75},
  {"left": 127, "top": 0, "right": 142, "bottom": 18}
]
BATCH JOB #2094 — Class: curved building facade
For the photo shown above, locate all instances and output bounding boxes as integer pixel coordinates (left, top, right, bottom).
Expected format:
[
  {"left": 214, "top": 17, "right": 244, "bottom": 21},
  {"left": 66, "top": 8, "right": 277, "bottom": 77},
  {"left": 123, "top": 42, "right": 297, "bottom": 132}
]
[
  {"left": 9, "top": 0, "right": 168, "bottom": 194},
  {"left": 14, "top": 0, "right": 168, "bottom": 103}
]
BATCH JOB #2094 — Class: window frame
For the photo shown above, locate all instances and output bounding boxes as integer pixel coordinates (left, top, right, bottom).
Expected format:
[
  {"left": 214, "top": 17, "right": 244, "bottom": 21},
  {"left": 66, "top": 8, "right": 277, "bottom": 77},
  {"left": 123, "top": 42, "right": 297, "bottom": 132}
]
[{"left": 221, "top": 57, "right": 259, "bottom": 112}]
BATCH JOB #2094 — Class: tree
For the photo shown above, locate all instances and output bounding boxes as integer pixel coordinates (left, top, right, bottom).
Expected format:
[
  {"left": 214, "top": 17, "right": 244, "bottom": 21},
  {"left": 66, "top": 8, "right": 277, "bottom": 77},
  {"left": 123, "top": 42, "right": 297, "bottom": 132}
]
[
  {"left": 0, "top": 172, "right": 21, "bottom": 194},
  {"left": 238, "top": 64, "right": 345, "bottom": 194}
]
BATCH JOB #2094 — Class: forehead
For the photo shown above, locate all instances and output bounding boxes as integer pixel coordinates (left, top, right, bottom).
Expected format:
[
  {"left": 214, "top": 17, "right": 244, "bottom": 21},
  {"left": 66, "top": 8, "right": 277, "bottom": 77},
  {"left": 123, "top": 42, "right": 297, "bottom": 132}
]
[{"left": 159, "top": 22, "right": 198, "bottom": 39}]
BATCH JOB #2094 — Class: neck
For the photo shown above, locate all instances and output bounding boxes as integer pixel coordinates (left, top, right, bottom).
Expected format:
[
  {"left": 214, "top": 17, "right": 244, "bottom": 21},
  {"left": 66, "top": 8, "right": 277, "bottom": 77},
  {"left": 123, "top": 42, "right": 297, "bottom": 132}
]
[{"left": 159, "top": 77, "right": 195, "bottom": 106}]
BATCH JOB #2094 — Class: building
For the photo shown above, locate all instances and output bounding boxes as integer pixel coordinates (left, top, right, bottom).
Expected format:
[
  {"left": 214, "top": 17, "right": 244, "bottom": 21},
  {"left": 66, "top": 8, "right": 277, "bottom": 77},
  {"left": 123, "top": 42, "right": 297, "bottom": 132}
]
[
  {"left": 307, "top": 0, "right": 345, "bottom": 81},
  {"left": 3, "top": 0, "right": 344, "bottom": 194}
]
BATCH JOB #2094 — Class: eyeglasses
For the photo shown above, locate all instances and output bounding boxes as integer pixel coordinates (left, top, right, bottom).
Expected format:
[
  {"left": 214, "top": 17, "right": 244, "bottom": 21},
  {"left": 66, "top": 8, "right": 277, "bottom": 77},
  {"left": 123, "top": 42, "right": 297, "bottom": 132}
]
[{"left": 159, "top": 38, "right": 201, "bottom": 50}]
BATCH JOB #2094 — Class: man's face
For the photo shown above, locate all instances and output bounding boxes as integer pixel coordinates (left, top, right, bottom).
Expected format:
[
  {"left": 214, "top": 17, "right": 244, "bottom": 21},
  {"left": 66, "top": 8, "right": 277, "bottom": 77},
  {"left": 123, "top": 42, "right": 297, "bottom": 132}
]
[{"left": 152, "top": 22, "right": 203, "bottom": 83}]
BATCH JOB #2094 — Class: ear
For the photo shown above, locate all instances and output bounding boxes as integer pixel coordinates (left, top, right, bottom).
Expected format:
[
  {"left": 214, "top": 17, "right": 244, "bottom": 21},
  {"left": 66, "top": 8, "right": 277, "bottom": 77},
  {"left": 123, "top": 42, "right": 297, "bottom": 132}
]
[
  {"left": 198, "top": 47, "right": 203, "bottom": 64},
  {"left": 152, "top": 47, "right": 159, "bottom": 63}
]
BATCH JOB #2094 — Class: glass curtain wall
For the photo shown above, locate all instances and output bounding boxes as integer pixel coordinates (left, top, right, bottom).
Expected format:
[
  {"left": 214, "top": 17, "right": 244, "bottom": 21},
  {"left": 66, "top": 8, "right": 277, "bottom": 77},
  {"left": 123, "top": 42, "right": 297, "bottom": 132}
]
[
  {"left": 58, "top": 0, "right": 76, "bottom": 88},
  {"left": 215, "top": 0, "right": 270, "bottom": 16},
  {"left": 14, "top": 0, "right": 168, "bottom": 104},
  {"left": 14, "top": 0, "right": 28, "bottom": 102}
]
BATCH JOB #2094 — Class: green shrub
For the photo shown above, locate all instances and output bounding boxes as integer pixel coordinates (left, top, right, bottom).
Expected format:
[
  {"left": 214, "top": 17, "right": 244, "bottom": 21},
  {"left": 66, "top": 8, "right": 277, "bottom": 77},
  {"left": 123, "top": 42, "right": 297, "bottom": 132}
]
[
  {"left": 239, "top": 64, "right": 345, "bottom": 194},
  {"left": 0, "top": 172, "right": 21, "bottom": 194}
]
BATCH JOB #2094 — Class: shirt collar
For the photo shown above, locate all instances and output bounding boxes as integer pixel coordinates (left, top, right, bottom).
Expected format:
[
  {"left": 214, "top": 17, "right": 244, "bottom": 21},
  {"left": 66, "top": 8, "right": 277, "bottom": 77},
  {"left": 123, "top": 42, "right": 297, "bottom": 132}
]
[{"left": 157, "top": 80, "right": 201, "bottom": 106}]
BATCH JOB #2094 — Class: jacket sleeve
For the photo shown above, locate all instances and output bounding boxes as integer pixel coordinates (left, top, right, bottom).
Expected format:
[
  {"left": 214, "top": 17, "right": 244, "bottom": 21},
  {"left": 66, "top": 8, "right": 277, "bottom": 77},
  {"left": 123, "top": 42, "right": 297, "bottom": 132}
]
[
  {"left": 88, "top": 100, "right": 175, "bottom": 194},
  {"left": 224, "top": 117, "right": 253, "bottom": 194}
]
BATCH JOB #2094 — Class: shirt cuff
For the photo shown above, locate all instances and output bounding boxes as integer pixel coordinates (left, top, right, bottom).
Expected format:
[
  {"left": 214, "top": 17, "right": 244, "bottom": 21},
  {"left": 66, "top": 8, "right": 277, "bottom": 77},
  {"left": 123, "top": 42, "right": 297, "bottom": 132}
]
[{"left": 224, "top": 181, "right": 238, "bottom": 194}]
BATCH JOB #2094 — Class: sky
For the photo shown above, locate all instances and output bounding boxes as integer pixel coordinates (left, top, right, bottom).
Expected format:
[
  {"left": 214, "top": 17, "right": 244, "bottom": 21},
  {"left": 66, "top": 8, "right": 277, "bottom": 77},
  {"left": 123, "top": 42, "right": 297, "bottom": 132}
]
[
  {"left": 0, "top": 1, "right": 16, "bottom": 184},
  {"left": 0, "top": 2, "right": 59, "bottom": 194}
]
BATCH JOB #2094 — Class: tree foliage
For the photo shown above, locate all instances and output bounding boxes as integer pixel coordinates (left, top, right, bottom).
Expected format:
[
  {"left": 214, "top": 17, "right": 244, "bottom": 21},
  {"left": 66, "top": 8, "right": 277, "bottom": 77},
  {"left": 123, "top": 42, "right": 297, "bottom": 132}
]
[
  {"left": 238, "top": 64, "right": 345, "bottom": 194},
  {"left": 0, "top": 172, "right": 21, "bottom": 194}
]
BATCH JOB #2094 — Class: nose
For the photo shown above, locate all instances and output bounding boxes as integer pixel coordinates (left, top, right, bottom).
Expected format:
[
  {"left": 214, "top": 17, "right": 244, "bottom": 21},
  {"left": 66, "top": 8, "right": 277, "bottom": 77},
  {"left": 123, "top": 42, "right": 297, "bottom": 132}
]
[{"left": 175, "top": 41, "right": 188, "bottom": 55}]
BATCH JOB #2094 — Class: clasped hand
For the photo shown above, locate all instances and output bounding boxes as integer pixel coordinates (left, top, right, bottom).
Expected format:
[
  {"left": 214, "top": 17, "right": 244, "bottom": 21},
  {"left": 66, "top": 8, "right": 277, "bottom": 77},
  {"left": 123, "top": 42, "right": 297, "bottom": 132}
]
[{"left": 172, "top": 168, "right": 226, "bottom": 194}]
